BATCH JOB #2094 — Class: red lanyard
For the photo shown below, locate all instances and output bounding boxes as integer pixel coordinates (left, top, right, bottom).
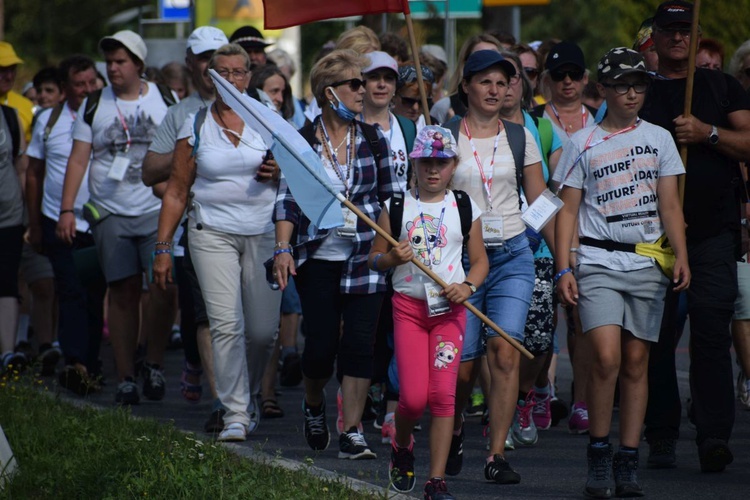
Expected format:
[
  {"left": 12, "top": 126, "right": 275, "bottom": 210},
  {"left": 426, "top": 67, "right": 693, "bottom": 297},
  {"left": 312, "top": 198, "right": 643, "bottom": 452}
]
[
  {"left": 558, "top": 119, "right": 642, "bottom": 191},
  {"left": 113, "top": 84, "right": 143, "bottom": 153},
  {"left": 463, "top": 118, "right": 501, "bottom": 210},
  {"left": 549, "top": 103, "right": 587, "bottom": 137}
]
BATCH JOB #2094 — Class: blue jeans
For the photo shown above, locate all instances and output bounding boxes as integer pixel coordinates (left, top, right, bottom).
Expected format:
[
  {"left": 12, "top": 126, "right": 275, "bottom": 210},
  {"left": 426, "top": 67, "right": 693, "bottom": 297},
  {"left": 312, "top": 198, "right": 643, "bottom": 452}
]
[
  {"left": 461, "top": 232, "right": 535, "bottom": 361},
  {"left": 42, "top": 216, "right": 106, "bottom": 373}
]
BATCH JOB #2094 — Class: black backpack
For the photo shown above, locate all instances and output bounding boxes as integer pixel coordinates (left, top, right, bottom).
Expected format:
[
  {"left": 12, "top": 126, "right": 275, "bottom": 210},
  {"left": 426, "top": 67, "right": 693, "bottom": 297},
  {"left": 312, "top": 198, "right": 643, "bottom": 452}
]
[
  {"left": 82, "top": 83, "right": 177, "bottom": 127},
  {"left": 389, "top": 189, "right": 473, "bottom": 245},
  {"left": 1, "top": 105, "right": 20, "bottom": 159}
]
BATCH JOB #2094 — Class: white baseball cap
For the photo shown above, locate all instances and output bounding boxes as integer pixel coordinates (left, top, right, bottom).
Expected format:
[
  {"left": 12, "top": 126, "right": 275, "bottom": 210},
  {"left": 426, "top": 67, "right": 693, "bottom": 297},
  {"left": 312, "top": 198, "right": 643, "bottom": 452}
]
[
  {"left": 364, "top": 51, "right": 398, "bottom": 76},
  {"left": 187, "top": 26, "right": 228, "bottom": 55},
  {"left": 99, "top": 30, "right": 147, "bottom": 64}
]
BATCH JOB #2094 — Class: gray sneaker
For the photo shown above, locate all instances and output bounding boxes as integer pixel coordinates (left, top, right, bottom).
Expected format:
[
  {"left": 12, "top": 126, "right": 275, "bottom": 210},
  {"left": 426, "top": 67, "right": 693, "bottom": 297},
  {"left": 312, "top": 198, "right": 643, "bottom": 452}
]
[
  {"left": 584, "top": 443, "right": 613, "bottom": 499},
  {"left": 612, "top": 451, "right": 644, "bottom": 497},
  {"left": 511, "top": 391, "right": 538, "bottom": 446}
]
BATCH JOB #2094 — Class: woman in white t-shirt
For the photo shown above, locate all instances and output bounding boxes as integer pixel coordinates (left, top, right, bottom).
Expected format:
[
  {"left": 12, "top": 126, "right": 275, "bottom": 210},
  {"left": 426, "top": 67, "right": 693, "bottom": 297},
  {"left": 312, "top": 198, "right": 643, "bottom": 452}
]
[
  {"left": 449, "top": 50, "right": 553, "bottom": 485},
  {"left": 153, "top": 43, "right": 282, "bottom": 443}
]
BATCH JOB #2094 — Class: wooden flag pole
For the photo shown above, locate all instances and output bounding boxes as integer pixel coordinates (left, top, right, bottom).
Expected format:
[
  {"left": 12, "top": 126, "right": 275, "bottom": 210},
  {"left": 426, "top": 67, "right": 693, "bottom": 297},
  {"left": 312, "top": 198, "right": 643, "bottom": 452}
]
[
  {"left": 403, "top": 4, "right": 433, "bottom": 124},
  {"left": 678, "top": 0, "right": 701, "bottom": 205}
]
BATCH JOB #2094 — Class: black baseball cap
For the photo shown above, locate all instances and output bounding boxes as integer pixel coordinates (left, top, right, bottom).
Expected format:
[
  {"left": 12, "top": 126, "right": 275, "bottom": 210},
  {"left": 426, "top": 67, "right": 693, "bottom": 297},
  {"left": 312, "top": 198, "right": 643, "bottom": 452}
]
[
  {"left": 545, "top": 41, "right": 585, "bottom": 72},
  {"left": 653, "top": 1, "right": 693, "bottom": 27}
]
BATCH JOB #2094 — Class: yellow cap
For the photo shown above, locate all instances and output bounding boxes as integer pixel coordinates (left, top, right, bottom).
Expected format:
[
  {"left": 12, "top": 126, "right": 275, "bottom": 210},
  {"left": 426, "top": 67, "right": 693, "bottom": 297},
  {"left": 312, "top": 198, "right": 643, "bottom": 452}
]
[{"left": 0, "top": 42, "right": 23, "bottom": 67}]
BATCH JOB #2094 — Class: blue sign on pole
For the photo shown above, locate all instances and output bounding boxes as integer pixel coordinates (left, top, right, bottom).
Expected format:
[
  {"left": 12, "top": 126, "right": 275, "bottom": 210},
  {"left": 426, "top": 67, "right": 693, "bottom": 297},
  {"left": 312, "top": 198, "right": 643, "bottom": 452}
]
[{"left": 161, "top": 0, "right": 191, "bottom": 21}]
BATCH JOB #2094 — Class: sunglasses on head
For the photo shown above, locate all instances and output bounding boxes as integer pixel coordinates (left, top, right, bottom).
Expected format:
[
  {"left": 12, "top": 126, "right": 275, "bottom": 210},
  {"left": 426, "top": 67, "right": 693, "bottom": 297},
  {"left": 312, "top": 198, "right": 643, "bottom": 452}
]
[
  {"left": 524, "top": 67, "right": 539, "bottom": 78},
  {"left": 550, "top": 69, "right": 585, "bottom": 82},
  {"left": 330, "top": 77, "right": 365, "bottom": 91},
  {"left": 601, "top": 82, "right": 650, "bottom": 95}
]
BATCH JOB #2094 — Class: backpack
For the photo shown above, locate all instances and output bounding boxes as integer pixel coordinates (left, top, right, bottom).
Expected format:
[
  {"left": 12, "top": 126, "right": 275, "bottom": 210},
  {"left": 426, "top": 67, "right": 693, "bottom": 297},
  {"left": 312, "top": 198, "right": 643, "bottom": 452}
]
[
  {"left": 83, "top": 83, "right": 177, "bottom": 127},
  {"left": 530, "top": 114, "right": 553, "bottom": 163},
  {"left": 444, "top": 116, "right": 526, "bottom": 209},
  {"left": 389, "top": 189, "right": 473, "bottom": 245},
  {"left": 43, "top": 103, "right": 66, "bottom": 143},
  {"left": 0, "top": 105, "right": 20, "bottom": 159}
]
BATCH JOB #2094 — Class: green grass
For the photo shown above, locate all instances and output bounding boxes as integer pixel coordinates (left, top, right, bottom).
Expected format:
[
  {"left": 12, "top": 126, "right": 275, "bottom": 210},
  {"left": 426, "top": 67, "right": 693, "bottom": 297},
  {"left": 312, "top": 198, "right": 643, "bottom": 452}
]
[{"left": 0, "top": 375, "right": 378, "bottom": 499}]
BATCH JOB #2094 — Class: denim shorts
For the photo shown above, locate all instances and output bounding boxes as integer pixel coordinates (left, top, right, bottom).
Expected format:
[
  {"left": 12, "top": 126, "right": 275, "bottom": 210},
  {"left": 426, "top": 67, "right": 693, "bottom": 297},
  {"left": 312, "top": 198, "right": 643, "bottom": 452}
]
[
  {"left": 461, "top": 232, "right": 535, "bottom": 361},
  {"left": 281, "top": 276, "right": 302, "bottom": 315}
]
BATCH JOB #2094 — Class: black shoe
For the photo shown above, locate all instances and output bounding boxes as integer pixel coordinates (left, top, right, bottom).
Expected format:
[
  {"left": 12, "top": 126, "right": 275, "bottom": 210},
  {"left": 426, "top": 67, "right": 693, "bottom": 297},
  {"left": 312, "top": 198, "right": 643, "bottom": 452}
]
[
  {"left": 550, "top": 397, "right": 569, "bottom": 427},
  {"left": 58, "top": 365, "right": 100, "bottom": 396},
  {"left": 115, "top": 378, "right": 140, "bottom": 405},
  {"left": 141, "top": 362, "right": 166, "bottom": 401},
  {"left": 445, "top": 423, "right": 464, "bottom": 476},
  {"left": 373, "top": 398, "right": 387, "bottom": 430},
  {"left": 279, "top": 352, "right": 302, "bottom": 387},
  {"left": 698, "top": 438, "right": 733, "bottom": 473},
  {"left": 484, "top": 454, "right": 521, "bottom": 484},
  {"left": 584, "top": 443, "right": 613, "bottom": 499},
  {"left": 339, "top": 426, "right": 376, "bottom": 459},
  {"left": 423, "top": 477, "right": 454, "bottom": 500},
  {"left": 38, "top": 344, "right": 62, "bottom": 376},
  {"left": 389, "top": 440, "right": 416, "bottom": 492},
  {"left": 302, "top": 398, "right": 330, "bottom": 451},
  {"left": 204, "top": 408, "right": 226, "bottom": 434},
  {"left": 613, "top": 451, "right": 644, "bottom": 497},
  {"left": 360, "top": 391, "right": 378, "bottom": 423},
  {"left": 2, "top": 351, "right": 28, "bottom": 375},
  {"left": 647, "top": 438, "right": 676, "bottom": 469}
]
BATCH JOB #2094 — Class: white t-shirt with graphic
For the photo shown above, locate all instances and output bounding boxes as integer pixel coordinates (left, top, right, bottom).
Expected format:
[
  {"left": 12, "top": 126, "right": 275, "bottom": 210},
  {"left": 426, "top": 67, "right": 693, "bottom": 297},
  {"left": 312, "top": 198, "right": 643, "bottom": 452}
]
[
  {"left": 553, "top": 120, "right": 684, "bottom": 271},
  {"left": 27, "top": 103, "right": 90, "bottom": 231},
  {"left": 72, "top": 82, "right": 172, "bottom": 215},
  {"left": 388, "top": 190, "right": 481, "bottom": 300},
  {"left": 387, "top": 115, "right": 409, "bottom": 191},
  {"left": 452, "top": 126, "right": 541, "bottom": 241}
]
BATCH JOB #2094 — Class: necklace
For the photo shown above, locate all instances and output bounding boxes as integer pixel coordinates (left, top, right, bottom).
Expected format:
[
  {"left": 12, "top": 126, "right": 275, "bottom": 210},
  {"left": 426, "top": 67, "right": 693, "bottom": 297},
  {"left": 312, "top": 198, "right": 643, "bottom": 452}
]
[
  {"left": 332, "top": 134, "right": 348, "bottom": 155},
  {"left": 319, "top": 121, "right": 355, "bottom": 199}
]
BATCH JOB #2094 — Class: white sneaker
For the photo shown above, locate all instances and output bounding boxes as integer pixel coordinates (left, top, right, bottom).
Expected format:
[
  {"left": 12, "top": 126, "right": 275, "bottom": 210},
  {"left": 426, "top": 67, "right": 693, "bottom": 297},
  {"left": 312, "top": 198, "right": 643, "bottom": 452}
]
[{"left": 217, "top": 422, "right": 248, "bottom": 442}]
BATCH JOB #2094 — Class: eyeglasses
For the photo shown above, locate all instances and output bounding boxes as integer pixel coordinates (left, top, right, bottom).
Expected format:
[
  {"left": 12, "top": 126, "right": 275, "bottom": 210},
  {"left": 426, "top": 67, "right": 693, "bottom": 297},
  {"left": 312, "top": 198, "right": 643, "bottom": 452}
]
[
  {"left": 600, "top": 82, "right": 649, "bottom": 95},
  {"left": 656, "top": 26, "right": 692, "bottom": 38},
  {"left": 524, "top": 67, "right": 539, "bottom": 78},
  {"left": 216, "top": 68, "right": 250, "bottom": 79},
  {"left": 330, "top": 78, "right": 365, "bottom": 91},
  {"left": 550, "top": 69, "right": 585, "bottom": 82}
]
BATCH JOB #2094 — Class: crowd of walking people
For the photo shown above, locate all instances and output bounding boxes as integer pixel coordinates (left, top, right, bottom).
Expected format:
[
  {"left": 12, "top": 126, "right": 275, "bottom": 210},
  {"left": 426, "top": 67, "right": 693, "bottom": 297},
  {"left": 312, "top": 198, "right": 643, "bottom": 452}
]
[{"left": 3, "top": 1, "right": 750, "bottom": 498}]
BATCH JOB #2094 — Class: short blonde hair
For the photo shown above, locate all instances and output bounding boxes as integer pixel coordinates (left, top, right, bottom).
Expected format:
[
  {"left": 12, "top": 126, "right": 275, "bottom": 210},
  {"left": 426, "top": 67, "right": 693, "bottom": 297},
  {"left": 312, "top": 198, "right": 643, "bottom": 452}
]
[
  {"left": 208, "top": 43, "right": 251, "bottom": 71},
  {"left": 310, "top": 49, "right": 368, "bottom": 107},
  {"left": 336, "top": 26, "right": 380, "bottom": 54}
]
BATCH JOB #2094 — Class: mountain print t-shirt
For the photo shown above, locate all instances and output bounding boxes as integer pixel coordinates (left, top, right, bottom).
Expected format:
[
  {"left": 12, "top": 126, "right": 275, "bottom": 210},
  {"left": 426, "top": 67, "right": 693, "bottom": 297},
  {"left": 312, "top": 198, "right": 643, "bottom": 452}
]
[
  {"left": 553, "top": 120, "right": 684, "bottom": 271},
  {"left": 388, "top": 190, "right": 481, "bottom": 300}
]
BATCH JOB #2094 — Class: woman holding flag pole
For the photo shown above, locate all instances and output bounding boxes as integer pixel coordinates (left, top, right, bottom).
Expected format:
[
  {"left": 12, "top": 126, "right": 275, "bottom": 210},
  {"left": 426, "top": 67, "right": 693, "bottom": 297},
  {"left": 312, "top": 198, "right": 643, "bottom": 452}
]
[{"left": 272, "top": 49, "right": 400, "bottom": 460}]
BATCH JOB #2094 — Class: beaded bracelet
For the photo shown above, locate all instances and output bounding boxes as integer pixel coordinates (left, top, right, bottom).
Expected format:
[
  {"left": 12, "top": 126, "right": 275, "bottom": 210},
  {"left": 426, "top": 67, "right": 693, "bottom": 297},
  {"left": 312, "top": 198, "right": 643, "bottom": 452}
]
[
  {"left": 371, "top": 253, "right": 384, "bottom": 272},
  {"left": 553, "top": 267, "right": 573, "bottom": 283},
  {"left": 155, "top": 241, "right": 172, "bottom": 247},
  {"left": 274, "top": 241, "right": 290, "bottom": 249},
  {"left": 273, "top": 248, "right": 292, "bottom": 258},
  {"left": 154, "top": 248, "right": 172, "bottom": 256}
]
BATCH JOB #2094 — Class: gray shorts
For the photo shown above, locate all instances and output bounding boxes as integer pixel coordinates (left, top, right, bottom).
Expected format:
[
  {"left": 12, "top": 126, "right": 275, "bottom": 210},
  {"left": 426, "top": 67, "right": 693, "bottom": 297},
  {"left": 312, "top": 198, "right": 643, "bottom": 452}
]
[
  {"left": 92, "top": 211, "right": 158, "bottom": 283},
  {"left": 576, "top": 263, "right": 669, "bottom": 342},
  {"left": 734, "top": 261, "right": 750, "bottom": 320},
  {"left": 20, "top": 242, "right": 54, "bottom": 283}
]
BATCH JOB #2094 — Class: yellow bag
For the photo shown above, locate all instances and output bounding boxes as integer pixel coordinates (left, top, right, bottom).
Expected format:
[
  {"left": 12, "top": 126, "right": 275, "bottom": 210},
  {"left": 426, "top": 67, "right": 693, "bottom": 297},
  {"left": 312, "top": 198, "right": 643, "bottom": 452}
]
[{"left": 635, "top": 234, "right": 675, "bottom": 279}]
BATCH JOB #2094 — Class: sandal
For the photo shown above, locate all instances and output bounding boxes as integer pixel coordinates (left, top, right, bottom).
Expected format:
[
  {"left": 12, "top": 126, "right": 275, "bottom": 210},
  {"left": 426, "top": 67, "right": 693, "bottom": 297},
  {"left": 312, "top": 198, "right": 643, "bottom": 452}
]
[
  {"left": 181, "top": 360, "right": 203, "bottom": 403},
  {"left": 261, "top": 398, "right": 284, "bottom": 419}
]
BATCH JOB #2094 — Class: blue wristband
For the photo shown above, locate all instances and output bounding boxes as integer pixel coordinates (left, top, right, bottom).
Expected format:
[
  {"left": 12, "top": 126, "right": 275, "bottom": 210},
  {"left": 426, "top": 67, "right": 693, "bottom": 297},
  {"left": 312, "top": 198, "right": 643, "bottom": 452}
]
[
  {"left": 371, "top": 253, "right": 384, "bottom": 272},
  {"left": 154, "top": 249, "right": 172, "bottom": 256},
  {"left": 273, "top": 248, "right": 292, "bottom": 258},
  {"left": 554, "top": 267, "right": 572, "bottom": 283}
]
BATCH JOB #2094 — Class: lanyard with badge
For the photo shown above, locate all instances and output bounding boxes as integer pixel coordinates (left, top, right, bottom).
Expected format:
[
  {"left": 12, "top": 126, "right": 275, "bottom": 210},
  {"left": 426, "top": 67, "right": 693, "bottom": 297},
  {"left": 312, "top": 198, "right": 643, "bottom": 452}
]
[
  {"left": 107, "top": 84, "right": 143, "bottom": 181},
  {"left": 463, "top": 118, "right": 506, "bottom": 245},
  {"left": 415, "top": 188, "right": 450, "bottom": 316},
  {"left": 320, "top": 119, "right": 357, "bottom": 238}
]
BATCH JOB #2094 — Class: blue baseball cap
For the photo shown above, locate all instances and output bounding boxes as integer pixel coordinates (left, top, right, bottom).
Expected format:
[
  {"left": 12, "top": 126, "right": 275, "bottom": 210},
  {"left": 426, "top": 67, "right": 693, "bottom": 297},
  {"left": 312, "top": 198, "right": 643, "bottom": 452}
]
[{"left": 462, "top": 50, "right": 516, "bottom": 80}]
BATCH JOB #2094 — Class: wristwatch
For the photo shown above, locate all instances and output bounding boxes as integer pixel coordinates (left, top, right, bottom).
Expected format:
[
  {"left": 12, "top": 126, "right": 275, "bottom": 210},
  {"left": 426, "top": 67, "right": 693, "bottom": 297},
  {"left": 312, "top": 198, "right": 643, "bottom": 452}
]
[
  {"left": 707, "top": 125, "right": 719, "bottom": 146},
  {"left": 463, "top": 281, "right": 477, "bottom": 295}
]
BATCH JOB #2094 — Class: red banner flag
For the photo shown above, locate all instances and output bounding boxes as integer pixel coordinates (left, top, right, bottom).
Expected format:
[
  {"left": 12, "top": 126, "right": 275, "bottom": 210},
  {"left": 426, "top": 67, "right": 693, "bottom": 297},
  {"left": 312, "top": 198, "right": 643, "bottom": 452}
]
[{"left": 263, "top": 0, "right": 409, "bottom": 30}]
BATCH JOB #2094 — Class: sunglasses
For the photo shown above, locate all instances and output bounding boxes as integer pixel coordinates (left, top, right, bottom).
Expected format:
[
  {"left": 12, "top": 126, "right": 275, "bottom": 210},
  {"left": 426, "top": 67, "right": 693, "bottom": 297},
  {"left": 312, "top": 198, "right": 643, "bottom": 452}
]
[
  {"left": 399, "top": 95, "right": 421, "bottom": 107},
  {"left": 524, "top": 67, "right": 539, "bottom": 78},
  {"left": 601, "top": 82, "right": 650, "bottom": 95},
  {"left": 656, "top": 26, "right": 692, "bottom": 39},
  {"left": 550, "top": 69, "right": 585, "bottom": 82},
  {"left": 330, "top": 77, "right": 365, "bottom": 91}
]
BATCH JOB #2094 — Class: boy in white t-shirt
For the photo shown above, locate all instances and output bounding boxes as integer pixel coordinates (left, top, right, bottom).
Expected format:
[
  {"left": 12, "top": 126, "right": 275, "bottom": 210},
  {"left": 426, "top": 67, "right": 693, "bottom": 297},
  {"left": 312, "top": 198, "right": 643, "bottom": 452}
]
[{"left": 553, "top": 47, "right": 690, "bottom": 498}]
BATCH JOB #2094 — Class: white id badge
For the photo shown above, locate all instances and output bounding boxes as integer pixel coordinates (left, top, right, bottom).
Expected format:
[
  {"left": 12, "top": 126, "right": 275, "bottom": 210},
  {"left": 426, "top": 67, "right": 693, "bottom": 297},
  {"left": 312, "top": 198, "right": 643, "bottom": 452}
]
[
  {"left": 107, "top": 153, "right": 130, "bottom": 181},
  {"left": 521, "top": 189, "right": 564, "bottom": 232},
  {"left": 336, "top": 207, "right": 357, "bottom": 238},
  {"left": 424, "top": 282, "right": 450, "bottom": 317},
  {"left": 482, "top": 213, "right": 504, "bottom": 246}
]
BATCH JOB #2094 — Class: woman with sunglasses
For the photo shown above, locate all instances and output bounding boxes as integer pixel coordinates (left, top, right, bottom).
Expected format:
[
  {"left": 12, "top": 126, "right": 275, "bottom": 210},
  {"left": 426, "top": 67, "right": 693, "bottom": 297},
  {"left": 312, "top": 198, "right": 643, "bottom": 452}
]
[
  {"left": 153, "top": 43, "right": 282, "bottom": 442},
  {"left": 393, "top": 63, "right": 435, "bottom": 130},
  {"left": 534, "top": 41, "right": 598, "bottom": 142},
  {"left": 513, "top": 44, "right": 544, "bottom": 106},
  {"left": 273, "top": 49, "right": 399, "bottom": 460},
  {"left": 498, "top": 50, "right": 564, "bottom": 449},
  {"left": 447, "top": 50, "right": 553, "bottom": 486}
]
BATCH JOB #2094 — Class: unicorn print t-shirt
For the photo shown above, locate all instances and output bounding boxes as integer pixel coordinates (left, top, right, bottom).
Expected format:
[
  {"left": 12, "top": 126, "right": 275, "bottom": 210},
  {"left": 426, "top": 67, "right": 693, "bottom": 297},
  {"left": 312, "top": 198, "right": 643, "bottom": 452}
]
[{"left": 387, "top": 189, "right": 481, "bottom": 300}]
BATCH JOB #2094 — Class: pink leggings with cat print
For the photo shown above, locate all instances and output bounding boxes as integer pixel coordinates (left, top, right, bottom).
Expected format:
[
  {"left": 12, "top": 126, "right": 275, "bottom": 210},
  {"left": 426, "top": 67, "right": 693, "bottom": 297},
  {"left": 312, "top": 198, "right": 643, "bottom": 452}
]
[{"left": 392, "top": 291, "right": 466, "bottom": 419}]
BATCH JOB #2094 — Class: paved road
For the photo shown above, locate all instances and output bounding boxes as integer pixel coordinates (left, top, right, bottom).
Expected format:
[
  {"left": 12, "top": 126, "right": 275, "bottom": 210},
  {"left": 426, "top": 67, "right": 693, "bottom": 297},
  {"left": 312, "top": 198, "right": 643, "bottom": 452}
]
[{"left": 69, "top": 312, "right": 749, "bottom": 499}]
